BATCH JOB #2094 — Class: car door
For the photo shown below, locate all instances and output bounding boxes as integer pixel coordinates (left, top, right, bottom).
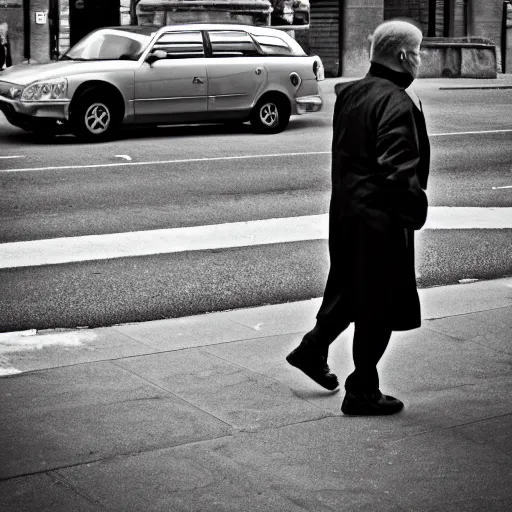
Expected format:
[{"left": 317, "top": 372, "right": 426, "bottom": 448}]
[
  {"left": 134, "top": 30, "right": 208, "bottom": 123},
  {"left": 205, "top": 30, "right": 268, "bottom": 114}
]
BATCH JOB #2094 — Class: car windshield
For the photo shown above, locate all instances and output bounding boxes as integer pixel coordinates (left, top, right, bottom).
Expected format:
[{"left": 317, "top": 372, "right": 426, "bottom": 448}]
[{"left": 61, "top": 29, "right": 151, "bottom": 61}]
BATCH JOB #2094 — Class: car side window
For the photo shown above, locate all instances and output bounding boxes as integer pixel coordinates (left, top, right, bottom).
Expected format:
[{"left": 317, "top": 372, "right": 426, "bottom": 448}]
[
  {"left": 208, "top": 31, "right": 261, "bottom": 58},
  {"left": 252, "top": 35, "right": 294, "bottom": 56},
  {"left": 152, "top": 31, "right": 205, "bottom": 59}
]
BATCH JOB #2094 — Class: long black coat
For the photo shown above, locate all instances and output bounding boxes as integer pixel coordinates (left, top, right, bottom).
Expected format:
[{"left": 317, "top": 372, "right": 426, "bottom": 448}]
[{"left": 316, "top": 63, "right": 430, "bottom": 331}]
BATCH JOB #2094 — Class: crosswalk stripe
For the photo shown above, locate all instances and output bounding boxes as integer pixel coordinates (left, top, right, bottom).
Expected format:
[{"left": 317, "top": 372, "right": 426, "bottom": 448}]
[{"left": 0, "top": 208, "right": 510, "bottom": 270}]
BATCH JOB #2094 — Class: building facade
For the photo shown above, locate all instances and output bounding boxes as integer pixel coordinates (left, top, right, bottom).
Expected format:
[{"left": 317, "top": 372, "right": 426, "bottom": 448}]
[{"left": 0, "top": 0, "right": 508, "bottom": 76}]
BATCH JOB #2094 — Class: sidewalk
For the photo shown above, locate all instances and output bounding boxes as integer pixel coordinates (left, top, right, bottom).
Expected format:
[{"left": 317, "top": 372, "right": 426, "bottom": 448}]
[
  {"left": 312, "top": 73, "right": 512, "bottom": 119},
  {"left": 321, "top": 73, "right": 512, "bottom": 90},
  {"left": 1, "top": 277, "right": 511, "bottom": 511}
]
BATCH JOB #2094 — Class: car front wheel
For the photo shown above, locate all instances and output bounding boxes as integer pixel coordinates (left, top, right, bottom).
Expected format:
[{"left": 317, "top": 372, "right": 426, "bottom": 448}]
[
  {"left": 71, "top": 90, "right": 120, "bottom": 141},
  {"left": 250, "top": 96, "right": 290, "bottom": 134}
]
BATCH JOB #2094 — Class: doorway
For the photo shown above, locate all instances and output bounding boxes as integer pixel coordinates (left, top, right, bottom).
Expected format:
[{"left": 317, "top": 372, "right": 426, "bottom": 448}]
[{"left": 69, "top": 0, "right": 120, "bottom": 47}]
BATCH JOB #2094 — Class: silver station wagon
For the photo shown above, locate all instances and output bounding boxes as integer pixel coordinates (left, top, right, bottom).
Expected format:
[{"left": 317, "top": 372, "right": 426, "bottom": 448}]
[{"left": 0, "top": 24, "right": 324, "bottom": 141}]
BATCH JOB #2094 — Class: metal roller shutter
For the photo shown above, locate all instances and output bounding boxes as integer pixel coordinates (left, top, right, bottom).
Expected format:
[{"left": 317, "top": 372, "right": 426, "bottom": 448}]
[{"left": 309, "top": 0, "right": 341, "bottom": 77}]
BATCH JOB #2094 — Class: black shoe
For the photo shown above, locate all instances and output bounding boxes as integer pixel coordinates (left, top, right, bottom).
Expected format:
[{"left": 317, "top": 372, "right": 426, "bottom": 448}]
[
  {"left": 286, "top": 345, "right": 339, "bottom": 390},
  {"left": 341, "top": 390, "right": 404, "bottom": 416}
]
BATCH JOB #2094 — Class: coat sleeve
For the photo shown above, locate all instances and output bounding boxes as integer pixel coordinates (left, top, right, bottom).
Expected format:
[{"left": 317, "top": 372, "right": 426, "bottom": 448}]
[{"left": 376, "top": 92, "right": 428, "bottom": 230}]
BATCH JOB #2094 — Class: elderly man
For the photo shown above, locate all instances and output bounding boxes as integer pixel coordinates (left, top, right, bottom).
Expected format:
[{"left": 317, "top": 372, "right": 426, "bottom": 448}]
[{"left": 287, "top": 20, "right": 430, "bottom": 415}]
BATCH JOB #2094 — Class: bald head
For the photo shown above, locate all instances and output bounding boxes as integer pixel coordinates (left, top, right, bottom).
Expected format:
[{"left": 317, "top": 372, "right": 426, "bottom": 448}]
[{"left": 370, "top": 20, "right": 423, "bottom": 77}]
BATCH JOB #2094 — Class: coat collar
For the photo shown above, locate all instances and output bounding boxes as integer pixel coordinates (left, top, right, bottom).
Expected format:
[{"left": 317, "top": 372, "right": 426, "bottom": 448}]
[{"left": 368, "top": 62, "right": 414, "bottom": 89}]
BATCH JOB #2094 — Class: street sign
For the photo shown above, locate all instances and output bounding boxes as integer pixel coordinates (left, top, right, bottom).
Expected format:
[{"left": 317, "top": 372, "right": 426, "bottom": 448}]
[{"left": 35, "top": 12, "right": 48, "bottom": 24}]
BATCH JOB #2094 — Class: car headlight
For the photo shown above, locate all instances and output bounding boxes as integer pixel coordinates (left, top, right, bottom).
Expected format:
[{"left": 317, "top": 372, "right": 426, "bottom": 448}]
[{"left": 21, "top": 78, "right": 68, "bottom": 101}]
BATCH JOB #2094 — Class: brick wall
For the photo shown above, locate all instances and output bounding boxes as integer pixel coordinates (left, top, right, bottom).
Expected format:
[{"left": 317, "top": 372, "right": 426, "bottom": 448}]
[{"left": 384, "top": 0, "right": 429, "bottom": 34}]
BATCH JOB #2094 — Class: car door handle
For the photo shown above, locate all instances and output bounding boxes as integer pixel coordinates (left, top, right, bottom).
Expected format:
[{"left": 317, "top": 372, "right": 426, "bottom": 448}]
[{"left": 193, "top": 77, "right": 204, "bottom": 84}]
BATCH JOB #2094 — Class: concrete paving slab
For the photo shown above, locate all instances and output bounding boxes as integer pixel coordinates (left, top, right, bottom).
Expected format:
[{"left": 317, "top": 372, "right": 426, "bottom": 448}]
[
  {"left": 111, "top": 314, "right": 260, "bottom": 352},
  {"left": 1, "top": 473, "right": 103, "bottom": 512},
  {"left": 224, "top": 298, "right": 321, "bottom": 337},
  {"left": 0, "top": 326, "right": 155, "bottom": 373},
  {"left": 116, "top": 349, "right": 331, "bottom": 431},
  {"left": 469, "top": 327, "right": 512, "bottom": 355},
  {"left": 424, "top": 305, "right": 512, "bottom": 341},
  {"left": 204, "top": 415, "right": 512, "bottom": 512},
  {"left": 81, "top": 412, "right": 507, "bottom": 512},
  {"left": 57, "top": 442, "right": 309, "bottom": 512},
  {"left": 419, "top": 277, "right": 512, "bottom": 319},
  {"left": 383, "top": 323, "right": 511, "bottom": 393},
  {"left": 201, "top": 318, "right": 511, "bottom": 418},
  {"left": 0, "top": 361, "right": 230, "bottom": 479},
  {"left": 202, "top": 328, "right": 353, "bottom": 413},
  {"left": 392, "top": 376, "right": 512, "bottom": 431}
]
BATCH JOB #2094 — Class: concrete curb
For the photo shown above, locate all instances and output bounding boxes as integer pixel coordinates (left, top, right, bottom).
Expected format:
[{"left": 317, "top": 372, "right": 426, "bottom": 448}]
[{"left": 439, "top": 85, "right": 512, "bottom": 90}]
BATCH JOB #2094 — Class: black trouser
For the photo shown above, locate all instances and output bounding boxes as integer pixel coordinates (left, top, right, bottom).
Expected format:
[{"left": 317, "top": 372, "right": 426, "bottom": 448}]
[{"left": 301, "top": 318, "right": 392, "bottom": 394}]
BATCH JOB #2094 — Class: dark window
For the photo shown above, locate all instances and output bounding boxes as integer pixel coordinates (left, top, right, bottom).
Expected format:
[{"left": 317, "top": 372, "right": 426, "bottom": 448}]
[
  {"left": 208, "top": 31, "right": 261, "bottom": 57},
  {"left": 253, "top": 35, "right": 293, "bottom": 56},
  {"left": 153, "top": 31, "right": 205, "bottom": 59}
]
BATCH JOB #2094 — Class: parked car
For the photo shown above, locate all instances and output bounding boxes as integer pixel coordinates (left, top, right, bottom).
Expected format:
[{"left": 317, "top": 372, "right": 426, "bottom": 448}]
[{"left": 0, "top": 24, "right": 324, "bottom": 141}]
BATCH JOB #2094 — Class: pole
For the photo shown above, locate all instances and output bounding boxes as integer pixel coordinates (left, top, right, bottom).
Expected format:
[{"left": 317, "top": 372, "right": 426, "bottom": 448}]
[
  {"left": 443, "top": 0, "right": 451, "bottom": 37},
  {"left": 23, "top": 0, "right": 30, "bottom": 61},
  {"left": 428, "top": 0, "right": 436, "bottom": 37},
  {"left": 503, "top": 2, "right": 508, "bottom": 72}
]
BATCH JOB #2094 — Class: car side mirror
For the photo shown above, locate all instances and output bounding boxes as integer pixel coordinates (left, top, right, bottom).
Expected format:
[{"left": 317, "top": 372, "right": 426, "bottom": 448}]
[{"left": 146, "top": 50, "right": 167, "bottom": 65}]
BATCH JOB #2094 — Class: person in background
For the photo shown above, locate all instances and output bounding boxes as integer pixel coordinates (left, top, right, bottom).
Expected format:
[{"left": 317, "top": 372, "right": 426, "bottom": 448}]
[
  {"left": 0, "top": 22, "right": 12, "bottom": 70},
  {"left": 286, "top": 19, "right": 430, "bottom": 416}
]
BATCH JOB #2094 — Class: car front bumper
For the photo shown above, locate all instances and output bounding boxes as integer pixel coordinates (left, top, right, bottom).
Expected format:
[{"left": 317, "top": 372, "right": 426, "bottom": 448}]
[
  {"left": 295, "top": 95, "right": 323, "bottom": 114},
  {"left": 0, "top": 96, "right": 70, "bottom": 127}
]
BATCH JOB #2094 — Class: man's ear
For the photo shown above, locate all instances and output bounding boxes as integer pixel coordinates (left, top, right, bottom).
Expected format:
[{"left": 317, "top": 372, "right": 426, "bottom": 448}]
[{"left": 398, "top": 51, "right": 406, "bottom": 63}]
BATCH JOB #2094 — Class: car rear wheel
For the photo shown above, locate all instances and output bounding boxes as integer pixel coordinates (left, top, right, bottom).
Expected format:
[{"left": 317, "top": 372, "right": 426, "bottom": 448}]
[
  {"left": 71, "top": 89, "right": 121, "bottom": 142},
  {"left": 250, "top": 96, "right": 290, "bottom": 134}
]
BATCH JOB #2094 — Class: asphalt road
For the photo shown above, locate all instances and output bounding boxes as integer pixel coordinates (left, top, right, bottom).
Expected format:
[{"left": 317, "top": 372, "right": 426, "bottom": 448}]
[{"left": 0, "top": 82, "right": 511, "bottom": 331}]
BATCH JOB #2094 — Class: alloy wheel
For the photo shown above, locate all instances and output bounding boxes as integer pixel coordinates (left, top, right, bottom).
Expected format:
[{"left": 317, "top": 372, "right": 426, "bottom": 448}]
[
  {"left": 259, "top": 102, "right": 279, "bottom": 128},
  {"left": 85, "top": 103, "right": 111, "bottom": 134}
]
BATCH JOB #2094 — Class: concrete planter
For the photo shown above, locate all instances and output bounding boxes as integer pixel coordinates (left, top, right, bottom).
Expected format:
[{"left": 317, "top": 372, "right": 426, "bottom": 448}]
[
  {"left": 136, "top": 0, "right": 272, "bottom": 26},
  {"left": 419, "top": 37, "right": 497, "bottom": 79}
]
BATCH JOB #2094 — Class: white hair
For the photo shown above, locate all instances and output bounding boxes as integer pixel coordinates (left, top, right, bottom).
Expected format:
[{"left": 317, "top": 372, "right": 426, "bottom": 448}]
[{"left": 370, "top": 20, "right": 422, "bottom": 61}]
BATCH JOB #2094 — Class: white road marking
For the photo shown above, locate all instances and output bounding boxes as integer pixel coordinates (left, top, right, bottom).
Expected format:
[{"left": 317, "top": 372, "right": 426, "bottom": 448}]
[
  {"left": 115, "top": 155, "right": 132, "bottom": 161},
  {"left": 430, "top": 129, "right": 512, "bottom": 136},
  {"left": 492, "top": 185, "right": 512, "bottom": 189},
  {"left": 0, "top": 151, "right": 328, "bottom": 173},
  {"left": 0, "top": 155, "right": 25, "bottom": 159},
  {"left": 0, "top": 207, "right": 510, "bottom": 270},
  {"left": 0, "top": 128, "right": 510, "bottom": 173}
]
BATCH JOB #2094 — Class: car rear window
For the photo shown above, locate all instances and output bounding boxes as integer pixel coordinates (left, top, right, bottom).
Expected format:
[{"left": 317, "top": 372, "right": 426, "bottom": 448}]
[
  {"left": 253, "top": 35, "right": 294, "bottom": 56},
  {"left": 153, "top": 31, "right": 205, "bottom": 59},
  {"left": 208, "top": 31, "right": 261, "bottom": 57}
]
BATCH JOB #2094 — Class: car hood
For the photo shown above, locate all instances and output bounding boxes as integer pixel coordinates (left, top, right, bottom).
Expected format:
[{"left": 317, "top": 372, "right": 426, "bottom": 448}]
[{"left": 0, "top": 60, "right": 139, "bottom": 85}]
